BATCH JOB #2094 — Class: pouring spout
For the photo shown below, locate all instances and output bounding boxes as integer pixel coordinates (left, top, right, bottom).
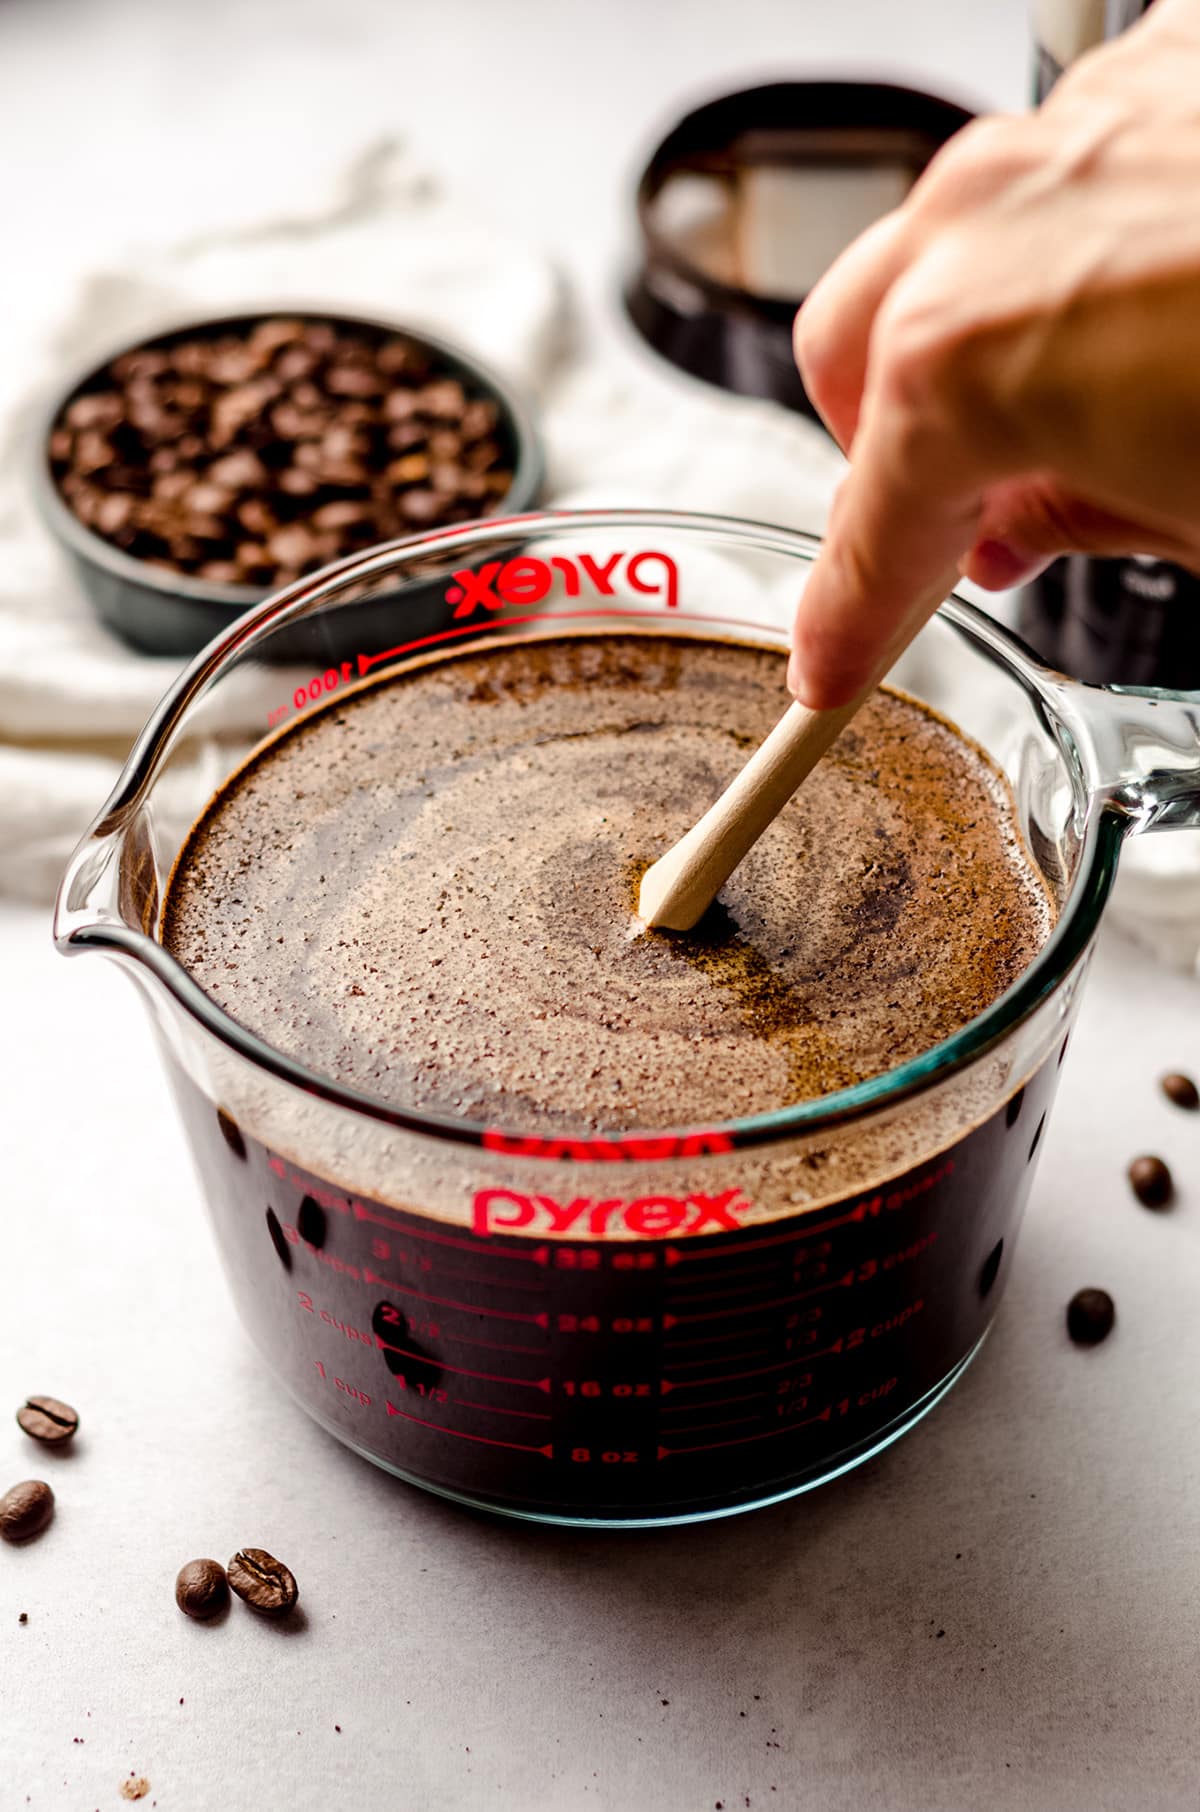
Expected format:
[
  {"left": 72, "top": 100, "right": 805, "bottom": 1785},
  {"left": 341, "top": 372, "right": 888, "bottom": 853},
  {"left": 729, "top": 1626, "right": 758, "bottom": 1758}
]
[
  {"left": 54, "top": 805, "right": 159, "bottom": 954},
  {"left": 1052, "top": 679, "right": 1200, "bottom": 835}
]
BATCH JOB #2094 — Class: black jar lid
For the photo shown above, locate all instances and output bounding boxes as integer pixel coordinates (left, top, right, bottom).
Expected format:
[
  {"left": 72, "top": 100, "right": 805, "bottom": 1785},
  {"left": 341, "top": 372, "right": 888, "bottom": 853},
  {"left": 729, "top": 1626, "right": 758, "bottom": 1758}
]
[{"left": 625, "top": 80, "right": 974, "bottom": 417}]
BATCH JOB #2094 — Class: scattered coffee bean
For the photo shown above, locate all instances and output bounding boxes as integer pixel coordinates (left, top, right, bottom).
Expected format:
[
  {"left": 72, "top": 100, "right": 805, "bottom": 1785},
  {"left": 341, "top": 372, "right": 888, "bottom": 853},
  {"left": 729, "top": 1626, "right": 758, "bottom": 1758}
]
[
  {"left": 1129, "top": 1154, "right": 1173, "bottom": 1209},
  {"left": 50, "top": 316, "right": 516, "bottom": 591},
  {"left": 0, "top": 1480, "right": 55, "bottom": 1542},
  {"left": 175, "top": 1558, "right": 229, "bottom": 1621},
  {"left": 18, "top": 1612, "right": 27, "bottom": 1624},
  {"left": 16, "top": 1395, "right": 79, "bottom": 1445},
  {"left": 227, "top": 1546, "right": 299, "bottom": 1615},
  {"left": 1161, "top": 1072, "right": 1199, "bottom": 1111},
  {"left": 1067, "top": 1287, "right": 1116, "bottom": 1345}
]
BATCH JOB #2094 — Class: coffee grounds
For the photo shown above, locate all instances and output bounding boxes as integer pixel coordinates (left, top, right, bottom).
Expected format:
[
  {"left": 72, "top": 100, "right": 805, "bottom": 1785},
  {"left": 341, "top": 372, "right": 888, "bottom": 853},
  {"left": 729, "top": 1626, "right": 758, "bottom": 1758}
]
[{"left": 163, "top": 633, "right": 1052, "bottom": 1134}]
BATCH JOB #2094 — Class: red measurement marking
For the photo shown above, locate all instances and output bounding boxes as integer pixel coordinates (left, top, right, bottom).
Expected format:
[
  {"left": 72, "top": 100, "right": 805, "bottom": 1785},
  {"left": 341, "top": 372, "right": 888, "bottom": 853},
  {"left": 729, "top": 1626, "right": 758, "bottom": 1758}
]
[
  {"left": 363, "top": 1265, "right": 549, "bottom": 1326},
  {"left": 663, "top": 1327, "right": 775, "bottom": 1355},
  {"left": 665, "top": 1255, "right": 794, "bottom": 1289},
  {"left": 375, "top": 1335, "right": 550, "bottom": 1392},
  {"left": 660, "top": 1348, "right": 770, "bottom": 1375},
  {"left": 657, "top": 1411, "right": 766, "bottom": 1440},
  {"left": 658, "top": 1405, "right": 832, "bottom": 1459},
  {"left": 349, "top": 1197, "right": 549, "bottom": 1265},
  {"left": 664, "top": 1273, "right": 854, "bottom": 1328},
  {"left": 660, "top": 1388, "right": 773, "bottom": 1418},
  {"left": 438, "top": 1329, "right": 551, "bottom": 1358},
  {"left": 429, "top": 1261, "right": 549, "bottom": 1296},
  {"left": 384, "top": 1398, "right": 552, "bottom": 1456},
  {"left": 357, "top": 605, "right": 770, "bottom": 680},
  {"left": 665, "top": 1267, "right": 829, "bottom": 1309},
  {"left": 481, "top": 1128, "right": 732, "bottom": 1163},
  {"left": 453, "top": 1398, "right": 552, "bottom": 1423},
  {"left": 662, "top": 1342, "right": 840, "bottom": 1392},
  {"left": 662, "top": 1161, "right": 954, "bottom": 1263},
  {"left": 662, "top": 1206, "right": 865, "bottom": 1266}
]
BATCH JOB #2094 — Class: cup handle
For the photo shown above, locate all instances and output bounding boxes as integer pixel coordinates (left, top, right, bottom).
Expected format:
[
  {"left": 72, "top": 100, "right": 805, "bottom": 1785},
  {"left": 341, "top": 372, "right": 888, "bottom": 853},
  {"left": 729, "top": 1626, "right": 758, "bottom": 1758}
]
[{"left": 1050, "top": 679, "right": 1200, "bottom": 834}]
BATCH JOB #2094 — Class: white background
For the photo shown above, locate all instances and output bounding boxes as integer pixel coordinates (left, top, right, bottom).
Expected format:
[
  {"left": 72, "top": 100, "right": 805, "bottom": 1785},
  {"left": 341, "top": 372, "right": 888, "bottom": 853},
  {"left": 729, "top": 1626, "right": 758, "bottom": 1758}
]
[{"left": 4, "top": 2, "right": 1200, "bottom": 1809}]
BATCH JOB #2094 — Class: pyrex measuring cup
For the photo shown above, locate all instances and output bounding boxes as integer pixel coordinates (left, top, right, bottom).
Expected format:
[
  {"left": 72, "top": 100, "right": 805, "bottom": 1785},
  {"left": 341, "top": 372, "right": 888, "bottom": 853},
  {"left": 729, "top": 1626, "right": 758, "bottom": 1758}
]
[{"left": 55, "top": 511, "right": 1200, "bottom": 1526}]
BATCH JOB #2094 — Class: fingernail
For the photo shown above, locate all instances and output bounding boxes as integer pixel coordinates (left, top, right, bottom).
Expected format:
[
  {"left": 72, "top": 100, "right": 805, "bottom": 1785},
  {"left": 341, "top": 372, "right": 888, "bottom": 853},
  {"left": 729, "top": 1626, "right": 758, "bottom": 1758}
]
[{"left": 786, "top": 650, "right": 804, "bottom": 698}]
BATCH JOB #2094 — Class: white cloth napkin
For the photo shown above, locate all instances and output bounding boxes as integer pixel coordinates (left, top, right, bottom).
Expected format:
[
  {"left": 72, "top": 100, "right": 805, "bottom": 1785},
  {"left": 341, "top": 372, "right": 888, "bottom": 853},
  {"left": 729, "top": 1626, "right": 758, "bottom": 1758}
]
[{"left": 0, "top": 136, "right": 844, "bottom": 904}]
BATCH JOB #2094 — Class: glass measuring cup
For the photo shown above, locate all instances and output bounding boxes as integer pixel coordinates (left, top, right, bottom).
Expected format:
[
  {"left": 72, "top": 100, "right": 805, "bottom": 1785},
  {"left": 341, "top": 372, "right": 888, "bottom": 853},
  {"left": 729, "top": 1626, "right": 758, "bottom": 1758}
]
[{"left": 55, "top": 510, "right": 1200, "bottom": 1526}]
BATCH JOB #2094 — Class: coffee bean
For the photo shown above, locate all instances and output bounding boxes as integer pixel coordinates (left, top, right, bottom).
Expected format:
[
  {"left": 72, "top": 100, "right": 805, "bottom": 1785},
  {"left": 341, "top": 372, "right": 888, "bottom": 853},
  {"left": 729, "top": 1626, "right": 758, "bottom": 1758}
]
[
  {"left": 270, "top": 402, "right": 325, "bottom": 441},
  {"left": 399, "top": 488, "right": 443, "bottom": 525},
  {"left": 0, "top": 1480, "right": 54, "bottom": 1542},
  {"left": 1067, "top": 1287, "right": 1115, "bottom": 1345},
  {"left": 460, "top": 399, "right": 499, "bottom": 440},
  {"left": 227, "top": 1546, "right": 298, "bottom": 1615},
  {"left": 96, "top": 493, "right": 135, "bottom": 534},
  {"left": 312, "top": 501, "right": 371, "bottom": 532},
  {"left": 274, "top": 345, "right": 319, "bottom": 384},
  {"left": 206, "top": 348, "right": 264, "bottom": 388},
  {"left": 377, "top": 338, "right": 429, "bottom": 379},
  {"left": 65, "top": 393, "right": 122, "bottom": 432},
  {"left": 387, "top": 454, "right": 431, "bottom": 486},
  {"left": 268, "top": 524, "right": 319, "bottom": 569},
  {"left": 185, "top": 481, "right": 234, "bottom": 517},
  {"left": 175, "top": 1558, "right": 229, "bottom": 1620},
  {"left": 16, "top": 1396, "right": 79, "bottom": 1445},
  {"left": 325, "top": 364, "right": 384, "bottom": 399},
  {"left": 248, "top": 317, "right": 307, "bottom": 360},
  {"left": 73, "top": 431, "right": 114, "bottom": 474},
  {"left": 1161, "top": 1072, "right": 1199, "bottom": 1111},
  {"left": 208, "top": 449, "right": 269, "bottom": 491},
  {"left": 1129, "top": 1154, "right": 1173, "bottom": 1208},
  {"left": 236, "top": 498, "right": 278, "bottom": 538},
  {"left": 464, "top": 440, "right": 501, "bottom": 473},
  {"left": 421, "top": 379, "right": 467, "bottom": 419},
  {"left": 112, "top": 349, "right": 170, "bottom": 384},
  {"left": 277, "top": 467, "right": 319, "bottom": 497}
]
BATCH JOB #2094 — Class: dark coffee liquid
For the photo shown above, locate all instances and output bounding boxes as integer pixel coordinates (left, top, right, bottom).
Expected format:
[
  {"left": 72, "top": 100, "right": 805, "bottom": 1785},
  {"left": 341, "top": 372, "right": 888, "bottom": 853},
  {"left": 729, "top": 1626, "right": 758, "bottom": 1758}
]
[
  {"left": 161, "top": 632, "right": 1059, "bottom": 1519},
  {"left": 173, "top": 1052, "right": 1063, "bottom": 1520}
]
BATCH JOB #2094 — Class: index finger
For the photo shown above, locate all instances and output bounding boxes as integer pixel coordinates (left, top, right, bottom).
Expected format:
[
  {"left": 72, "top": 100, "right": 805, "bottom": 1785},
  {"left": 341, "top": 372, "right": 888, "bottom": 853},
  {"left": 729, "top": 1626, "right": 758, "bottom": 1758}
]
[{"left": 788, "top": 294, "right": 997, "bottom": 708}]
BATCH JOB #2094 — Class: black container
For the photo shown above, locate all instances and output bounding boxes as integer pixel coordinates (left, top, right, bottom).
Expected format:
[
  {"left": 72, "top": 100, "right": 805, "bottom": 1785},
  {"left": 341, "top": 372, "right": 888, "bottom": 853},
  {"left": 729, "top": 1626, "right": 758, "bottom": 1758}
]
[
  {"left": 32, "top": 308, "right": 543, "bottom": 663},
  {"left": 1019, "top": 555, "right": 1200, "bottom": 688},
  {"left": 1022, "top": 0, "right": 1200, "bottom": 687},
  {"left": 625, "top": 80, "right": 974, "bottom": 415}
]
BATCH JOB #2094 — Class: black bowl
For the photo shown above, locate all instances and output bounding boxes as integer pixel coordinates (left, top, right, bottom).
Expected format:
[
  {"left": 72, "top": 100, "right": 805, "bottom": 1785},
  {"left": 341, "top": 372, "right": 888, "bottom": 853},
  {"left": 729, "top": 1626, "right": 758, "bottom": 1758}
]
[{"left": 32, "top": 306, "right": 544, "bottom": 661}]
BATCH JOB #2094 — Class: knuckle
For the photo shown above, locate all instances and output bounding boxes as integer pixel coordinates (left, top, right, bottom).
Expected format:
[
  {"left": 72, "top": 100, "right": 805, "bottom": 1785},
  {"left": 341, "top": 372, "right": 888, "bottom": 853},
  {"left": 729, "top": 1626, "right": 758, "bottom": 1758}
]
[
  {"left": 913, "top": 114, "right": 1035, "bottom": 212},
  {"left": 871, "top": 282, "right": 960, "bottom": 412},
  {"left": 871, "top": 247, "right": 1011, "bottom": 433}
]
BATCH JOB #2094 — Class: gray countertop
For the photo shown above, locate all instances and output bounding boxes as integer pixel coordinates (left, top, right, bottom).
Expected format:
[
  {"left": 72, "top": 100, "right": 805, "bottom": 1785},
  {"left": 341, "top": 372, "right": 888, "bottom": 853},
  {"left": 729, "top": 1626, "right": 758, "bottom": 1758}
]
[{"left": 6, "top": 902, "right": 1200, "bottom": 1811}]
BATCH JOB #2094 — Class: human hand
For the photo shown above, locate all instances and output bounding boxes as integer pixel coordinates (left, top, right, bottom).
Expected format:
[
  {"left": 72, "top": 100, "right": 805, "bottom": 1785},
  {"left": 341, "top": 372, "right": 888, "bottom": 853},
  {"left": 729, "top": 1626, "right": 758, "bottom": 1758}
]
[{"left": 789, "top": 0, "right": 1200, "bottom": 707}]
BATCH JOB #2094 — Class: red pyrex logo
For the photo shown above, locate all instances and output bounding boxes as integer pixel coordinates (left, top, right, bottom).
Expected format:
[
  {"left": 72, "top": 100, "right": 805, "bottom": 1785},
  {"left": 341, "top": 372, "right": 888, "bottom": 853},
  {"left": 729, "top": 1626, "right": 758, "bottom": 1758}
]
[
  {"left": 471, "top": 1187, "right": 751, "bottom": 1239},
  {"left": 446, "top": 550, "right": 679, "bottom": 618}
]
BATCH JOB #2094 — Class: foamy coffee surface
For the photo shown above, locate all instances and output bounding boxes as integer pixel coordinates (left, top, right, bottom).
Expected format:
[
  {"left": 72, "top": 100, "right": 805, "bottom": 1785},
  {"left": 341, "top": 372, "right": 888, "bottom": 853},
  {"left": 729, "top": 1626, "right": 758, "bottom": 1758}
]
[{"left": 163, "top": 633, "right": 1052, "bottom": 1134}]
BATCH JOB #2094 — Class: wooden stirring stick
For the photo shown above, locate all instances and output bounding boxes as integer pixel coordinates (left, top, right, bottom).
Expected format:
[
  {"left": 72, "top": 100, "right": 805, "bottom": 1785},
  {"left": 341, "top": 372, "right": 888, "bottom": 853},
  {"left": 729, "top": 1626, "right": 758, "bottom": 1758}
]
[{"left": 638, "top": 690, "right": 866, "bottom": 932}]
